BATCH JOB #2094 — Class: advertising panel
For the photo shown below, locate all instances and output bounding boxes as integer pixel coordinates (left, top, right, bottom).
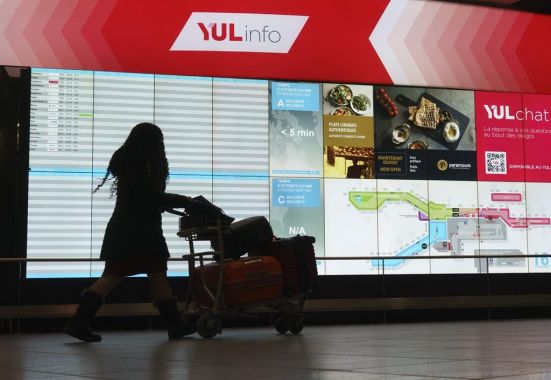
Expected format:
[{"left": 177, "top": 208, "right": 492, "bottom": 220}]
[
  {"left": 521, "top": 94, "right": 551, "bottom": 183},
  {"left": 475, "top": 91, "right": 525, "bottom": 182},
  {"left": 374, "top": 86, "right": 476, "bottom": 181},
  {"left": 323, "top": 83, "right": 375, "bottom": 179}
]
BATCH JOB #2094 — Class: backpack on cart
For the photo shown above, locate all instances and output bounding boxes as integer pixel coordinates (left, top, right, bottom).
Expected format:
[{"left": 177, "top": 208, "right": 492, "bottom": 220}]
[
  {"left": 250, "top": 235, "right": 318, "bottom": 297},
  {"left": 178, "top": 196, "right": 234, "bottom": 231},
  {"left": 211, "top": 216, "right": 274, "bottom": 260}
]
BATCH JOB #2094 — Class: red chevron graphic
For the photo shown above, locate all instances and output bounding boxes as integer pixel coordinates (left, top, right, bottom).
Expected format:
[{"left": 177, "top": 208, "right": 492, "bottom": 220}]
[
  {"left": 423, "top": 2, "right": 456, "bottom": 86},
  {"left": 63, "top": 1, "right": 102, "bottom": 70},
  {"left": 472, "top": 8, "right": 499, "bottom": 89},
  {"left": 82, "top": 1, "right": 122, "bottom": 71},
  {"left": 0, "top": 0, "right": 20, "bottom": 65},
  {"left": 43, "top": 0, "right": 81, "bottom": 69},
  {"left": 370, "top": 0, "right": 548, "bottom": 93},
  {"left": 442, "top": 4, "right": 476, "bottom": 88},
  {"left": 0, "top": 0, "right": 549, "bottom": 93},
  {"left": 518, "top": 14, "right": 551, "bottom": 94},
  {"left": 23, "top": 0, "right": 60, "bottom": 67},
  {"left": 4, "top": 1, "right": 40, "bottom": 66},
  {"left": 484, "top": 10, "right": 515, "bottom": 91},
  {"left": 502, "top": 13, "right": 535, "bottom": 92}
]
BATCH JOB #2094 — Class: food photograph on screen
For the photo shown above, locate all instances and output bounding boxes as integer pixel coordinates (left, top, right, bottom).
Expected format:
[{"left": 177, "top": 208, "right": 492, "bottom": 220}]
[
  {"left": 374, "top": 86, "right": 476, "bottom": 181},
  {"left": 374, "top": 86, "right": 475, "bottom": 151},
  {"left": 322, "top": 83, "right": 375, "bottom": 179}
]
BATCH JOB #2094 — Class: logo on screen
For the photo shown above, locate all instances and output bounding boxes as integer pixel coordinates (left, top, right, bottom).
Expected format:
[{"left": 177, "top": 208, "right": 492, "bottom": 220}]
[
  {"left": 483, "top": 104, "right": 550, "bottom": 122},
  {"left": 171, "top": 12, "right": 308, "bottom": 53}
]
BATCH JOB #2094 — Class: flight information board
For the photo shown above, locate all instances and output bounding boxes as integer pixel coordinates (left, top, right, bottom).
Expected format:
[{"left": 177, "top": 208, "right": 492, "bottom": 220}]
[{"left": 28, "top": 69, "right": 269, "bottom": 277}]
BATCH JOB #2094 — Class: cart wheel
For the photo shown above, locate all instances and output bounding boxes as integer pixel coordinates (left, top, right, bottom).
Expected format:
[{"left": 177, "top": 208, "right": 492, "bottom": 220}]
[
  {"left": 289, "top": 317, "right": 303, "bottom": 335},
  {"left": 197, "top": 314, "right": 221, "bottom": 339},
  {"left": 275, "top": 317, "right": 289, "bottom": 334}
]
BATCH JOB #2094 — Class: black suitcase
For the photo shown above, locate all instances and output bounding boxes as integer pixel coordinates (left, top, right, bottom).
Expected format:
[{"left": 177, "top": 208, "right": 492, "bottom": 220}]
[{"left": 212, "top": 216, "right": 274, "bottom": 260}]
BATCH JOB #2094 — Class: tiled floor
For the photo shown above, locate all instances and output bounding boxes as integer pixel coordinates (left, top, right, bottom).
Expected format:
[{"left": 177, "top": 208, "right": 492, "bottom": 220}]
[{"left": 2, "top": 320, "right": 551, "bottom": 379}]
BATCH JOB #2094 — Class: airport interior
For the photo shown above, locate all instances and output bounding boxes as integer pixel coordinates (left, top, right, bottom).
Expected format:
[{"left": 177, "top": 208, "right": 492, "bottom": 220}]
[{"left": 2, "top": 0, "right": 551, "bottom": 378}]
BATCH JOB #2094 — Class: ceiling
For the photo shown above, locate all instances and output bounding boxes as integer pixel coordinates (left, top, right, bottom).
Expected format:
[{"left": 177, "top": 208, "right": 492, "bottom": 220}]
[{"left": 435, "top": 0, "right": 551, "bottom": 14}]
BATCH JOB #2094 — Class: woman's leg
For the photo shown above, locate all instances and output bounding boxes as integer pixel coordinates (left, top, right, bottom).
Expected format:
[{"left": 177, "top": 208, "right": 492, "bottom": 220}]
[
  {"left": 65, "top": 274, "right": 124, "bottom": 342},
  {"left": 148, "top": 272, "right": 173, "bottom": 300},
  {"left": 89, "top": 274, "right": 125, "bottom": 297},
  {"left": 148, "top": 272, "right": 195, "bottom": 338}
]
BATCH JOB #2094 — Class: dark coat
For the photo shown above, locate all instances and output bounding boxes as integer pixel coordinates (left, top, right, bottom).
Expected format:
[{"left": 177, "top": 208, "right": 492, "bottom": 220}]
[{"left": 99, "top": 161, "right": 190, "bottom": 261}]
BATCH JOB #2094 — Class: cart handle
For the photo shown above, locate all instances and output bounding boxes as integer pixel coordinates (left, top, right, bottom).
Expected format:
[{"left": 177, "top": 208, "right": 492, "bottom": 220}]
[
  {"left": 164, "top": 208, "right": 185, "bottom": 216},
  {"left": 182, "top": 251, "right": 217, "bottom": 259}
]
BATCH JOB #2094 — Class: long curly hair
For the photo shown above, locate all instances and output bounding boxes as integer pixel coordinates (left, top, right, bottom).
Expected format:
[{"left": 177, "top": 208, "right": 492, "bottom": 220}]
[{"left": 93, "top": 123, "right": 169, "bottom": 196}]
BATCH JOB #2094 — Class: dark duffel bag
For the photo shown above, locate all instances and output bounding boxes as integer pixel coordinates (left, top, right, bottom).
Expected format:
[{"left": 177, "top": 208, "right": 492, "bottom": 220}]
[
  {"left": 212, "top": 216, "right": 274, "bottom": 260},
  {"left": 179, "top": 196, "right": 234, "bottom": 230},
  {"left": 250, "top": 235, "right": 317, "bottom": 296}
]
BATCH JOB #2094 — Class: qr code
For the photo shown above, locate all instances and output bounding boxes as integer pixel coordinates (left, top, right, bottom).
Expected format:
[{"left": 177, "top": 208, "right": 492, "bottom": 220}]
[{"left": 485, "top": 151, "right": 507, "bottom": 174}]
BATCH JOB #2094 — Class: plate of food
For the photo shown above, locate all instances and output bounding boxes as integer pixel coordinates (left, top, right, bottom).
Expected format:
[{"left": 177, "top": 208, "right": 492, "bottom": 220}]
[
  {"left": 408, "top": 140, "right": 428, "bottom": 150},
  {"left": 331, "top": 106, "right": 354, "bottom": 116},
  {"left": 396, "top": 93, "right": 470, "bottom": 150},
  {"left": 350, "top": 94, "right": 371, "bottom": 115},
  {"left": 392, "top": 123, "right": 411, "bottom": 145},
  {"left": 328, "top": 84, "right": 353, "bottom": 106},
  {"left": 443, "top": 121, "right": 460, "bottom": 143}
]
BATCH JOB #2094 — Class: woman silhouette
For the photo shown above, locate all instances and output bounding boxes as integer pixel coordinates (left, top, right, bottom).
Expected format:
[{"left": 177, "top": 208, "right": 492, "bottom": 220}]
[{"left": 65, "top": 123, "right": 195, "bottom": 342}]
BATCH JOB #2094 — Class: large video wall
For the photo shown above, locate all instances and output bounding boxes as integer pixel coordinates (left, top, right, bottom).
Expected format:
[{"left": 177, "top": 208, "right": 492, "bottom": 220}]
[{"left": 27, "top": 68, "right": 551, "bottom": 277}]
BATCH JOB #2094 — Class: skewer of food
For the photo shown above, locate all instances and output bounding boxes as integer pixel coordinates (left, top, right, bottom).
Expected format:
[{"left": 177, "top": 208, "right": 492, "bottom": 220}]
[{"left": 376, "top": 88, "right": 398, "bottom": 117}]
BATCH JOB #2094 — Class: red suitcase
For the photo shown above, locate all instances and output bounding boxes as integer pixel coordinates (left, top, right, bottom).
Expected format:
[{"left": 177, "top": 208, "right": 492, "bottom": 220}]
[
  {"left": 192, "top": 256, "right": 283, "bottom": 309},
  {"left": 250, "top": 235, "right": 318, "bottom": 297}
]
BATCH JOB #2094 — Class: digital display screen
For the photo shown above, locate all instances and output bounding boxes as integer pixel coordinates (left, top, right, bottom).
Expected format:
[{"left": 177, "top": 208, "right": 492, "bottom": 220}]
[
  {"left": 27, "top": 69, "right": 551, "bottom": 277},
  {"left": 28, "top": 69, "right": 269, "bottom": 277}
]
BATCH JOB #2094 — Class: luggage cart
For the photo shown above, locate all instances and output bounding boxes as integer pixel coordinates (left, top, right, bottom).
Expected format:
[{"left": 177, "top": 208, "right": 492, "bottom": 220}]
[{"left": 168, "top": 210, "right": 306, "bottom": 339}]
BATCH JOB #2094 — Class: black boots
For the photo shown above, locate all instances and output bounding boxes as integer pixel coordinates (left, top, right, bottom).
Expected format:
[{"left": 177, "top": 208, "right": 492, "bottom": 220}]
[
  {"left": 64, "top": 290, "right": 103, "bottom": 342},
  {"left": 65, "top": 293, "right": 194, "bottom": 341},
  {"left": 154, "top": 298, "right": 196, "bottom": 339}
]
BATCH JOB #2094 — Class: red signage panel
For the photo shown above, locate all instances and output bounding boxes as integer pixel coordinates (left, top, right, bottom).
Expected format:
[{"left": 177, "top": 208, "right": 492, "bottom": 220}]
[
  {"left": 522, "top": 94, "right": 551, "bottom": 182},
  {"left": 475, "top": 91, "right": 525, "bottom": 182}
]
